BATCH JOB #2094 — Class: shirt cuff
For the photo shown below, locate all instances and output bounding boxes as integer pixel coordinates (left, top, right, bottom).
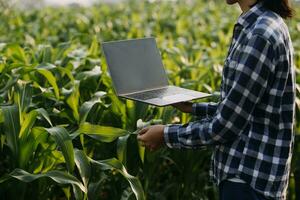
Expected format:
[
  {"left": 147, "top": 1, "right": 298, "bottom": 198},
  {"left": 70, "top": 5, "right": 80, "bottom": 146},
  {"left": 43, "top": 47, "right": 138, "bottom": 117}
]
[
  {"left": 191, "top": 103, "right": 207, "bottom": 117},
  {"left": 192, "top": 102, "right": 219, "bottom": 118},
  {"left": 163, "top": 124, "right": 181, "bottom": 149}
]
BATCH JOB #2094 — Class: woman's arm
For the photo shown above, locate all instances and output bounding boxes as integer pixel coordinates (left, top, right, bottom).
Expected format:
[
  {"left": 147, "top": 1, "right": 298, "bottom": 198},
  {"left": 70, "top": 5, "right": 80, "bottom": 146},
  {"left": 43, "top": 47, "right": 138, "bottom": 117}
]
[{"left": 172, "top": 102, "right": 219, "bottom": 117}]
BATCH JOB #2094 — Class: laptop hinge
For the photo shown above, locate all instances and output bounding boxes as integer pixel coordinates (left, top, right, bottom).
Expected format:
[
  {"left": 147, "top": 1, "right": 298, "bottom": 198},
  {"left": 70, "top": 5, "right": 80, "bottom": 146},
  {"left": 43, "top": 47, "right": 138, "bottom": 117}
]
[{"left": 119, "top": 86, "right": 169, "bottom": 96}]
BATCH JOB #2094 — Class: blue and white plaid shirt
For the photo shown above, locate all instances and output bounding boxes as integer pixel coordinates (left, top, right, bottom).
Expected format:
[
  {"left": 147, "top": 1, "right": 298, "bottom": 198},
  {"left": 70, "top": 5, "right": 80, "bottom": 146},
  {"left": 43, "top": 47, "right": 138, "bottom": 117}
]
[{"left": 163, "top": 2, "right": 296, "bottom": 199}]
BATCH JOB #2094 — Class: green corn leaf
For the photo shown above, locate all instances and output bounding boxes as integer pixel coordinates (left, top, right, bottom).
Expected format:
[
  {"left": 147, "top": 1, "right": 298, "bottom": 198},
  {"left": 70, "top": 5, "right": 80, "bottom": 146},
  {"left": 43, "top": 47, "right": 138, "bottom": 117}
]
[
  {"left": 19, "top": 110, "right": 38, "bottom": 139},
  {"left": 0, "top": 169, "right": 86, "bottom": 193},
  {"left": 87, "top": 174, "right": 106, "bottom": 200},
  {"left": 16, "top": 82, "right": 32, "bottom": 114},
  {"left": 36, "top": 68, "right": 60, "bottom": 99},
  {"left": 74, "top": 149, "right": 91, "bottom": 188},
  {"left": 138, "top": 144, "right": 145, "bottom": 164},
  {"left": 0, "top": 75, "right": 19, "bottom": 93},
  {"left": 18, "top": 137, "right": 35, "bottom": 169},
  {"left": 79, "top": 99, "right": 101, "bottom": 124},
  {"left": 19, "top": 108, "right": 52, "bottom": 139},
  {"left": 62, "top": 187, "right": 71, "bottom": 200},
  {"left": 36, "top": 108, "right": 53, "bottom": 126},
  {"left": 117, "top": 134, "right": 130, "bottom": 165},
  {"left": 73, "top": 184, "right": 84, "bottom": 200},
  {"left": 54, "top": 42, "right": 71, "bottom": 61},
  {"left": 57, "top": 66, "right": 75, "bottom": 83},
  {"left": 2, "top": 105, "right": 20, "bottom": 162},
  {"left": 6, "top": 44, "right": 27, "bottom": 64},
  {"left": 126, "top": 100, "right": 149, "bottom": 128},
  {"left": 37, "top": 63, "right": 57, "bottom": 70},
  {"left": 38, "top": 45, "right": 52, "bottom": 63},
  {"left": 18, "top": 127, "right": 48, "bottom": 170},
  {"left": 0, "top": 109, "right": 3, "bottom": 123},
  {"left": 107, "top": 92, "right": 127, "bottom": 129},
  {"left": 89, "top": 157, "right": 145, "bottom": 200},
  {"left": 88, "top": 36, "right": 99, "bottom": 57},
  {"left": 45, "top": 127, "right": 75, "bottom": 173},
  {"left": 66, "top": 82, "right": 80, "bottom": 122},
  {"left": 78, "top": 122, "right": 128, "bottom": 143},
  {"left": 17, "top": 108, "right": 52, "bottom": 168}
]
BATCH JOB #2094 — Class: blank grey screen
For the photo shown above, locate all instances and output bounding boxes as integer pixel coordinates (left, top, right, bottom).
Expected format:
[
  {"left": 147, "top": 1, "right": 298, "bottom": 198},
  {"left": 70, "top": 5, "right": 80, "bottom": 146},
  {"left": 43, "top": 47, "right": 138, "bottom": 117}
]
[{"left": 102, "top": 38, "right": 168, "bottom": 95}]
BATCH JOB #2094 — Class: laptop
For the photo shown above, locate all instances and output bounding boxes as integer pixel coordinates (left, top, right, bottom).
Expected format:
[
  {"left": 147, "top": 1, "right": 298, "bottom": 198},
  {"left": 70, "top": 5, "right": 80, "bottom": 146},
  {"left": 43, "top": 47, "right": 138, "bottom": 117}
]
[{"left": 102, "top": 37, "right": 211, "bottom": 106}]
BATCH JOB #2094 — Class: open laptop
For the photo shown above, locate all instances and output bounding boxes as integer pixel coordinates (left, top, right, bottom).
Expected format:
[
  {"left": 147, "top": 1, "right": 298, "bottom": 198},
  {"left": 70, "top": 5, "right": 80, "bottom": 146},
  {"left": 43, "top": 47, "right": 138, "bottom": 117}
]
[{"left": 102, "top": 37, "right": 211, "bottom": 106}]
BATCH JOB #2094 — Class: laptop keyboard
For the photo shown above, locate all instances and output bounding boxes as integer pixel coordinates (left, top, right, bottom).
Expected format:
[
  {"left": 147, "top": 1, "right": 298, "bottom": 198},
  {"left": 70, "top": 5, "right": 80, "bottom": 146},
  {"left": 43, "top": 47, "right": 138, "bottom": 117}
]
[{"left": 126, "top": 87, "right": 190, "bottom": 100}]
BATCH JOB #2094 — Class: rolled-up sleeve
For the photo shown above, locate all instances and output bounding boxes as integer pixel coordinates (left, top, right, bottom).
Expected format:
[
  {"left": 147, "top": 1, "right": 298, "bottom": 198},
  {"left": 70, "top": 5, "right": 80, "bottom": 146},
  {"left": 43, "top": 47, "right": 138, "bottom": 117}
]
[{"left": 164, "top": 34, "right": 276, "bottom": 148}]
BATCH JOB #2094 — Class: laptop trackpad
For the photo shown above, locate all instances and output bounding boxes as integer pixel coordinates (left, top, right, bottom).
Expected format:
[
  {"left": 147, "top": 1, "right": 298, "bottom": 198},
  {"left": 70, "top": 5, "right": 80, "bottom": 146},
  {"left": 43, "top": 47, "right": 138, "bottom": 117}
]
[{"left": 162, "top": 94, "right": 193, "bottom": 102}]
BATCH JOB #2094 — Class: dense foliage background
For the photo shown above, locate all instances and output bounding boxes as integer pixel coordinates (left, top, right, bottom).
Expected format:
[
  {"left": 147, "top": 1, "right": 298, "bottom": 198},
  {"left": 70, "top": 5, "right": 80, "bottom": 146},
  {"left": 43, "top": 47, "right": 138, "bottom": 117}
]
[{"left": 0, "top": 0, "right": 299, "bottom": 199}]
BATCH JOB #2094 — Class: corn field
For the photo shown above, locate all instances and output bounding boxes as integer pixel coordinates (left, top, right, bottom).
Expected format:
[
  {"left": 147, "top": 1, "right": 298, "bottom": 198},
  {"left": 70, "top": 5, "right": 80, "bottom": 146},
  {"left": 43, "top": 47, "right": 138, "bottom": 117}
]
[{"left": 0, "top": 0, "right": 299, "bottom": 199}]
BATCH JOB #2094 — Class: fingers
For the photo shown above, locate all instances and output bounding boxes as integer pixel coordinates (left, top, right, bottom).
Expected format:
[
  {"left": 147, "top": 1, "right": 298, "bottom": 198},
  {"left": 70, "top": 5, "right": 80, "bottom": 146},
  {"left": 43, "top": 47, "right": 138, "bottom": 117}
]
[
  {"left": 137, "top": 133, "right": 152, "bottom": 150},
  {"left": 137, "top": 127, "right": 149, "bottom": 144},
  {"left": 138, "top": 127, "right": 149, "bottom": 135},
  {"left": 136, "top": 126, "right": 161, "bottom": 152}
]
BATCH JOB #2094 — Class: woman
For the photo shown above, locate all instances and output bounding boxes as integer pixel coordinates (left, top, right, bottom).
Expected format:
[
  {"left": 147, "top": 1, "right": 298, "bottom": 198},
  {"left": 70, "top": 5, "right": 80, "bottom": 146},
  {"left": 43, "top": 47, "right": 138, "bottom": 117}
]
[{"left": 137, "top": 0, "right": 296, "bottom": 199}]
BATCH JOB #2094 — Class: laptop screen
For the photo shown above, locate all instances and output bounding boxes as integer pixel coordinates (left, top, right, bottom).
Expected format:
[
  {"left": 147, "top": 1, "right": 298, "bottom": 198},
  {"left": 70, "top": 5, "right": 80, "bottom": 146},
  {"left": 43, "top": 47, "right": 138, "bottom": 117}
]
[{"left": 102, "top": 38, "right": 169, "bottom": 95}]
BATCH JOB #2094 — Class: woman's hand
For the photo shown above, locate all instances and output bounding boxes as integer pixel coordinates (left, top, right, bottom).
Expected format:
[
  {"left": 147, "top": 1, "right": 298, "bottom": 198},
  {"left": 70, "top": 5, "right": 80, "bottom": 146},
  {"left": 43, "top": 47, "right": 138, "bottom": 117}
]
[
  {"left": 137, "top": 125, "right": 165, "bottom": 151},
  {"left": 171, "top": 101, "right": 193, "bottom": 113}
]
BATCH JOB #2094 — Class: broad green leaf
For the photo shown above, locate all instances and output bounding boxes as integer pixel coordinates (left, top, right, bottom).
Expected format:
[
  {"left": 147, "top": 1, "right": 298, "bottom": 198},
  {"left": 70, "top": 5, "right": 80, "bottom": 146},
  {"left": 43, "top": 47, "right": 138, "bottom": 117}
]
[
  {"left": 36, "top": 68, "right": 60, "bottom": 99},
  {"left": 138, "top": 144, "right": 145, "bottom": 164},
  {"left": 88, "top": 36, "right": 99, "bottom": 57},
  {"left": 87, "top": 174, "right": 106, "bottom": 200},
  {"left": 0, "top": 169, "right": 86, "bottom": 193},
  {"left": 0, "top": 109, "right": 3, "bottom": 123},
  {"left": 19, "top": 108, "right": 52, "bottom": 139},
  {"left": 79, "top": 99, "right": 101, "bottom": 124},
  {"left": 74, "top": 149, "right": 91, "bottom": 188},
  {"left": 18, "top": 137, "right": 35, "bottom": 169},
  {"left": 19, "top": 110, "right": 38, "bottom": 139},
  {"left": 38, "top": 45, "right": 52, "bottom": 63},
  {"left": 54, "top": 42, "right": 71, "bottom": 61},
  {"left": 45, "top": 127, "right": 75, "bottom": 172},
  {"left": 18, "top": 109, "right": 52, "bottom": 168},
  {"left": 62, "top": 187, "right": 72, "bottom": 200},
  {"left": 78, "top": 122, "right": 128, "bottom": 143},
  {"left": 89, "top": 158, "right": 145, "bottom": 200},
  {"left": 73, "top": 184, "right": 84, "bottom": 200},
  {"left": 36, "top": 108, "right": 53, "bottom": 126},
  {"left": 126, "top": 100, "right": 149, "bottom": 129},
  {"left": 37, "top": 63, "right": 56, "bottom": 70},
  {"left": 6, "top": 44, "right": 27, "bottom": 64},
  {"left": 0, "top": 76, "right": 19, "bottom": 93},
  {"left": 69, "top": 130, "right": 80, "bottom": 140},
  {"left": 2, "top": 105, "right": 20, "bottom": 162},
  {"left": 117, "top": 134, "right": 130, "bottom": 164},
  {"left": 107, "top": 92, "right": 127, "bottom": 128},
  {"left": 57, "top": 66, "right": 75, "bottom": 83},
  {"left": 0, "top": 63, "right": 4, "bottom": 73},
  {"left": 75, "top": 67, "right": 101, "bottom": 81},
  {"left": 1, "top": 134, "right": 5, "bottom": 150},
  {"left": 15, "top": 82, "right": 32, "bottom": 114},
  {"left": 66, "top": 82, "right": 80, "bottom": 122},
  {"left": 31, "top": 127, "right": 48, "bottom": 147}
]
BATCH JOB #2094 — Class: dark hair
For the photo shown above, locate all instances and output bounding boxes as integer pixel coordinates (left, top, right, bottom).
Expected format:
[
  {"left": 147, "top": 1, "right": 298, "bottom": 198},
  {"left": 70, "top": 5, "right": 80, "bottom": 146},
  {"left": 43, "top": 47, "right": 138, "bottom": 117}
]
[{"left": 259, "top": 0, "right": 294, "bottom": 19}]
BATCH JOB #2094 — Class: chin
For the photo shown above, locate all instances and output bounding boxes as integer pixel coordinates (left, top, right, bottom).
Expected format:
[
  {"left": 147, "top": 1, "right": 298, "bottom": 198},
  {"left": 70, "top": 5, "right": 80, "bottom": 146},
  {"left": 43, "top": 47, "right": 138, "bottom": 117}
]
[{"left": 226, "top": 0, "right": 238, "bottom": 4}]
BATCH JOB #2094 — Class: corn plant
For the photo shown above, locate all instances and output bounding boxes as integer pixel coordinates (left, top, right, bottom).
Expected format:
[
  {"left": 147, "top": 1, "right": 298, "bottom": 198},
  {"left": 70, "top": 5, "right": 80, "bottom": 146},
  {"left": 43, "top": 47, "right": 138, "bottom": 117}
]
[{"left": 0, "top": 0, "right": 299, "bottom": 199}]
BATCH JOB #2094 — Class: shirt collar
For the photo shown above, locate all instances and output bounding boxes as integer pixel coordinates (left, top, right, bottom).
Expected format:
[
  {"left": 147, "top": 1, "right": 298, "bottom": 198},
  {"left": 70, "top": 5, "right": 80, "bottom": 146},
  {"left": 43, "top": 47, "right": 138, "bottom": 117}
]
[{"left": 237, "top": 1, "right": 266, "bottom": 28}]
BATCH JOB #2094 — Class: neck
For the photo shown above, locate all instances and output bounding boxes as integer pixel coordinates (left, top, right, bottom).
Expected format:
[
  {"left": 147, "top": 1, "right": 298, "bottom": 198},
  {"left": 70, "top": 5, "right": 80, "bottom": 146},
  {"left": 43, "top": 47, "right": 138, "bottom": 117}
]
[{"left": 238, "top": 0, "right": 258, "bottom": 13}]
